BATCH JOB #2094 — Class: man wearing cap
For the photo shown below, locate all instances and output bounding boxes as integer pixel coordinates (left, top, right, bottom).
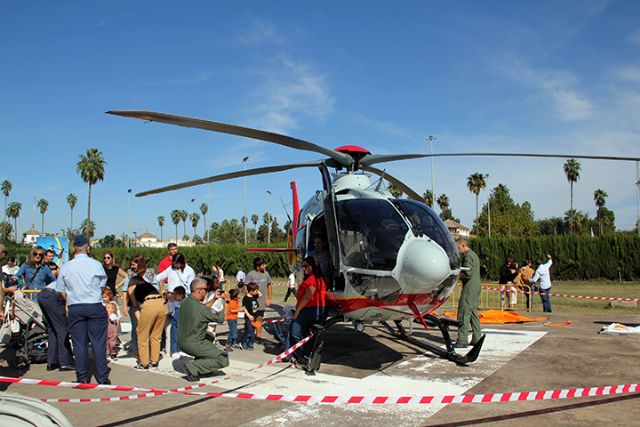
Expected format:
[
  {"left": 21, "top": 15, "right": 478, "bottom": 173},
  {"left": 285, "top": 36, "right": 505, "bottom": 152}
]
[
  {"left": 56, "top": 235, "right": 110, "bottom": 384},
  {"left": 245, "top": 257, "right": 272, "bottom": 341}
]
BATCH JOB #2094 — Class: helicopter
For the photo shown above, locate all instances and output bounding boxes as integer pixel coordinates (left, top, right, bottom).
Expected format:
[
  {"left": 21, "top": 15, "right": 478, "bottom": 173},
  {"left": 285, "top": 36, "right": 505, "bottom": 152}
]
[{"left": 107, "top": 110, "right": 640, "bottom": 371}]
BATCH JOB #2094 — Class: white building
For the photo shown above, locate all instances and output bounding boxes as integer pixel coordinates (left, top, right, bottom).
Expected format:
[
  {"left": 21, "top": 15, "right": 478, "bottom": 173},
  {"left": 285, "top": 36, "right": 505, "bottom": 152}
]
[
  {"left": 136, "top": 233, "right": 194, "bottom": 248},
  {"left": 22, "top": 227, "right": 41, "bottom": 246},
  {"left": 444, "top": 219, "right": 470, "bottom": 238}
]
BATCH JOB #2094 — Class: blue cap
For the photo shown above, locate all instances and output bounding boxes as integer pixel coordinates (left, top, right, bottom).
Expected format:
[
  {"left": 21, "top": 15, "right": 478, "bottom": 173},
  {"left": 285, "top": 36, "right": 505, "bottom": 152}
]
[{"left": 73, "top": 234, "right": 89, "bottom": 247}]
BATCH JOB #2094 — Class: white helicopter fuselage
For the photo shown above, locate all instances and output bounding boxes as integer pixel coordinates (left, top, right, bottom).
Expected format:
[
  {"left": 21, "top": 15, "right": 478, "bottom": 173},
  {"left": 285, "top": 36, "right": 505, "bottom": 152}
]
[{"left": 295, "top": 172, "right": 462, "bottom": 322}]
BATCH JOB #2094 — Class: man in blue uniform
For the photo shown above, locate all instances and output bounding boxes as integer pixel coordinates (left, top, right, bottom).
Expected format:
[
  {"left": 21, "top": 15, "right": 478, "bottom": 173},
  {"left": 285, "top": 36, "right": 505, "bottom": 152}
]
[{"left": 56, "top": 235, "right": 109, "bottom": 384}]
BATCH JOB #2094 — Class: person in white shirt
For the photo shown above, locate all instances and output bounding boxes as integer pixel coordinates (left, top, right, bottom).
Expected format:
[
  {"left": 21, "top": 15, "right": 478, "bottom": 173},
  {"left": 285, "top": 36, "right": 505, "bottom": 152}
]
[
  {"left": 529, "top": 255, "right": 553, "bottom": 313},
  {"left": 2, "top": 256, "right": 19, "bottom": 277},
  {"left": 155, "top": 253, "right": 195, "bottom": 294},
  {"left": 284, "top": 271, "right": 296, "bottom": 302},
  {"left": 236, "top": 268, "right": 246, "bottom": 286}
]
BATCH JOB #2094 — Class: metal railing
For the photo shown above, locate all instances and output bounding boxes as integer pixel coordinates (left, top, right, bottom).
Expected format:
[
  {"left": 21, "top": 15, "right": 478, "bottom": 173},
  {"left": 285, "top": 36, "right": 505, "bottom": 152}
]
[{"left": 443, "top": 283, "right": 533, "bottom": 312}]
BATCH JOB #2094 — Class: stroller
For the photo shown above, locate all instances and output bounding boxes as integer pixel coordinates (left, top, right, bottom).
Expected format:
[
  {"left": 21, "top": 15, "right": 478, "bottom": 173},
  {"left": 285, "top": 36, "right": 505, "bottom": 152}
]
[{"left": 0, "top": 291, "right": 48, "bottom": 367}]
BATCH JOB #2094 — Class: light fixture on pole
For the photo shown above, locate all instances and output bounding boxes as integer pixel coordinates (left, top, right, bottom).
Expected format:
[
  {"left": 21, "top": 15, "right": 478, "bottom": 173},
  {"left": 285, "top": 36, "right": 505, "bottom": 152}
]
[
  {"left": 266, "top": 190, "right": 272, "bottom": 245},
  {"left": 127, "top": 189, "right": 132, "bottom": 248},
  {"left": 242, "top": 157, "right": 249, "bottom": 244},
  {"left": 427, "top": 136, "right": 437, "bottom": 204}
]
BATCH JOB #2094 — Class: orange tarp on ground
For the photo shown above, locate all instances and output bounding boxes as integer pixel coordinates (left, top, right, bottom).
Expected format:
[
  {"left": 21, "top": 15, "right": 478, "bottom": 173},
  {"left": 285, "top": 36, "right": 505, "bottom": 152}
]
[{"left": 443, "top": 309, "right": 548, "bottom": 324}]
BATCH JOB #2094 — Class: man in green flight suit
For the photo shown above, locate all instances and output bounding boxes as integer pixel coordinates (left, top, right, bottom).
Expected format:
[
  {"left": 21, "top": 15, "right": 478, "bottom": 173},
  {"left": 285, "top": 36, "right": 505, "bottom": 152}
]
[
  {"left": 455, "top": 239, "right": 482, "bottom": 349},
  {"left": 179, "top": 277, "right": 229, "bottom": 381}
]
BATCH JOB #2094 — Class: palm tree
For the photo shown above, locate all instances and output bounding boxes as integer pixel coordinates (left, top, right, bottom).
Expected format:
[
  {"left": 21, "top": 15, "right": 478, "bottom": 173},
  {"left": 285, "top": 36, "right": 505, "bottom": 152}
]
[
  {"left": 387, "top": 183, "right": 403, "bottom": 198},
  {"left": 170, "top": 210, "right": 181, "bottom": 242},
  {"left": 466, "top": 173, "right": 487, "bottom": 221},
  {"left": 563, "top": 159, "right": 581, "bottom": 210},
  {"left": 1, "top": 180, "right": 11, "bottom": 241},
  {"left": 564, "top": 208, "right": 585, "bottom": 234},
  {"left": 6, "top": 201, "right": 21, "bottom": 243},
  {"left": 251, "top": 214, "right": 259, "bottom": 237},
  {"left": 190, "top": 212, "right": 200, "bottom": 241},
  {"left": 593, "top": 189, "right": 608, "bottom": 236},
  {"left": 422, "top": 190, "right": 433, "bottom": 207},
  {"left": 37, "top": 198, "right": 48, "bottom": 235},
  {"left": 437, "top": 193, "right": 450, "bottom": 215},
  {"left": 67, "top": 193, "right": 78, "bottom": 232},
  {"left": 200, "top": 203, "right": 208, "bottom": 242},
  {"left": 76, "top": 148, "right": 106, "bottom": 226},
  {"left": 157, "top": 216, "right": 165, "bottom": 241},
  {"left": 180, "top": 210, "right": 188, "bottom": 237},
  {"left": 80, "top": 219, "right": 96, "bottom": 239}
]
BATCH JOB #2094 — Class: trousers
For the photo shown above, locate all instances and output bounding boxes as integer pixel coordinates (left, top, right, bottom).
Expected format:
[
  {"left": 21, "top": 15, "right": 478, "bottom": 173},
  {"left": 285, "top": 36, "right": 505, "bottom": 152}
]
[
  {"left": 136, "top": 298, "right": 167, "bottom": 366},
  {"left": 179, "top": 339, "right": 229, "bottom": 377},
  {"left": 457, "top": 284, "right": 482, "bottom": 345},
  {"left": 38, "top": 289, "right": 73, "bottom": 367},
  {"left": 68, "top": 303, "right": 109, "bottom": 384}
]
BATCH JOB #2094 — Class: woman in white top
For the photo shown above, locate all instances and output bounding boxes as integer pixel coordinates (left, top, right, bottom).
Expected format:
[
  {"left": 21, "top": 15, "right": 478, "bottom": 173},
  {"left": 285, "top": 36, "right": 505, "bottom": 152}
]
[
  {"left": 155, "top": 253, "right": 195, "bottom": 294},
  {"left": 2, "top": 256, "right": 19, "bottom": 277}
]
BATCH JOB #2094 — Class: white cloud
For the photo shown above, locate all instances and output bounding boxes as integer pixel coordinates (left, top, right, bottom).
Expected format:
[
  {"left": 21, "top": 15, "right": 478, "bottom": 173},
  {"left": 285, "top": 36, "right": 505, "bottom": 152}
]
[
  {"left": 613, "top": 65, "right": 640, "bottom": 83},
  {"left": 234, "top": 18, "right": 283, "bottom": 46},
  {"left": 627, "top": 29, "right": 640, "bottom": 44},
  {"left": 247, "top": 56, "right": 335, "bottom": 134},
  {"left": 492, "top": 57, "right": 595, "bottom": 121}
]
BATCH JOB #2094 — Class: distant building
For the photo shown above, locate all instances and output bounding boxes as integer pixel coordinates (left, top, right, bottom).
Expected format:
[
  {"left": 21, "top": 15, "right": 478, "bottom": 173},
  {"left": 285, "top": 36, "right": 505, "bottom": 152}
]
[
  {"left": 138, "top": 232, "right": 158, "bottom": 246},
  {"left": 22, "top": 227, "right": 42, "bottom": 246},
  {"left": 135, "top": 233, "right": 194, "bottom": 248},
  {"left": 444, "top": 219, "right": 470, "bottom": 238}
]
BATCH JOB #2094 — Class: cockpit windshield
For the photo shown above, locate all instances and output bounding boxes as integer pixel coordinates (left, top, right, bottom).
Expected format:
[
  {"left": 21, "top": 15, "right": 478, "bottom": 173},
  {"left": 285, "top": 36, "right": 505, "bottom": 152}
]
[
  {"left": 336, "top": 199, "right": 409, "bottom": 271},
  {"left": 392, "top": 200, "right": 461, "bottom": 270}
]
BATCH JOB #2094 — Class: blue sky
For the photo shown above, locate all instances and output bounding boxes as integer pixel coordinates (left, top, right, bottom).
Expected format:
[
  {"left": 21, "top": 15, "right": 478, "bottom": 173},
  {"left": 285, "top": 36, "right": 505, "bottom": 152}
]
[{"left": 1, "top": 1, "right": 639, "bottom": 239}]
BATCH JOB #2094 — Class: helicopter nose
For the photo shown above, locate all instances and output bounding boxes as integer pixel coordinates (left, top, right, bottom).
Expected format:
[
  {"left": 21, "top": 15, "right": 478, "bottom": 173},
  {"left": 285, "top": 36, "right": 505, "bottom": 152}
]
[{"left": 399, "top": 238, "right": 451, "bottom": 292}]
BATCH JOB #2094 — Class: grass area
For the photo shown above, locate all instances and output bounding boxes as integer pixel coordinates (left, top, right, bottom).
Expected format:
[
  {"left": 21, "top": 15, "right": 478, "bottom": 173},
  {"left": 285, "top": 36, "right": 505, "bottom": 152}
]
[{"left": 237, "top": 279, "right": 640, "bottom": 315}]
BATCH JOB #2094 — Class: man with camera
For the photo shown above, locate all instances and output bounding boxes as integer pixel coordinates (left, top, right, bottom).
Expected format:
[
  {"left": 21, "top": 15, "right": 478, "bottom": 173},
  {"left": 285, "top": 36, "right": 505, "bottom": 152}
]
[{"left": 178, "top": 277, "right": 228, "bottom": 382}]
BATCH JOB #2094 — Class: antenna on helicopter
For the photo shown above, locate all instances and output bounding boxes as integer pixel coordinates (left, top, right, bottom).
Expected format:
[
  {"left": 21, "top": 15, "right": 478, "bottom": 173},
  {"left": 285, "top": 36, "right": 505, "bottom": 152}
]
[
  {"left": 280, "top": 196, "right": 292, "bottom": 223},
  {"left": 374, "top": 169, "right": 387, "bottom": 192}
]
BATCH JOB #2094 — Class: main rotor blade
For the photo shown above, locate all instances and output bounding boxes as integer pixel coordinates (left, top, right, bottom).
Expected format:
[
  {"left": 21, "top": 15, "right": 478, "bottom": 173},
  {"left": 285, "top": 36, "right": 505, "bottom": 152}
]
[
  {"left": 136, "top": 161, "right": 322, "bottom": 197},
  {"left": 362, "top": 165, "right": 423, "bottom": 201},
  {"left": 107, "top": 110, "right": 354, "bottom": 166},
  {"left": 360, "top": 152, "right": 640, "bottom": 166}
]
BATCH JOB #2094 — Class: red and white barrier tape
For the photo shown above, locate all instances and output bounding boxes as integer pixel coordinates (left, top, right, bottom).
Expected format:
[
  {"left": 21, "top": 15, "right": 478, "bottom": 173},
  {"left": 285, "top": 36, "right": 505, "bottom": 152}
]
[
  {"left": 263, "top": 317, "right": 290, "bottom": 324},
  {"left": 485, "top": 287, "right": 640, "bottom": 302},
  {"left": 2, "top": 376, "right": 638, "bottom": 405},
  {"left": 15, "top": 332, "right": 313, "bottom": 404}
]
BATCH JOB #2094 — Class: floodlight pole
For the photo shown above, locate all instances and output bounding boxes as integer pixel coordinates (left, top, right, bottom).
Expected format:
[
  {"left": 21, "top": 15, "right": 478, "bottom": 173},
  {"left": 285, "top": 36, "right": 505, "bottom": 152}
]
[
  {"left": 484, "top": 175, "right": 491, "bottom": 238},
  {"left": 427, "top": 136, "right": 436, "bottom": 203},
  {"left": 267, "top": 190, "right": 272, "bottom": 245},
  {"left": 242, "top": 157, "right": 249, "bottom": 244},
  {"left": 127, "top": 189, "right": 132, "bottom": 248},
  {"left": 636, "top": 161, "right": 640, "bottom": 235}
]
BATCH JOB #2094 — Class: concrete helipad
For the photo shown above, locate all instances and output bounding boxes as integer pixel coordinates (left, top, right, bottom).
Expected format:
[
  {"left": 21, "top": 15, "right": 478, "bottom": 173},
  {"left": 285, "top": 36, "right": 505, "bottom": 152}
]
[{"left": 1, "top": 310, "right": 639, "bottom": 426}]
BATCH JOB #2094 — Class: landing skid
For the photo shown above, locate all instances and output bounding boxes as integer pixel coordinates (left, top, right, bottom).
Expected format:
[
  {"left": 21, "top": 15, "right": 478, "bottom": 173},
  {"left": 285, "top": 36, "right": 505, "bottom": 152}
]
[{"left": 382, "top": 314, "right": 484, "bottom": 365}]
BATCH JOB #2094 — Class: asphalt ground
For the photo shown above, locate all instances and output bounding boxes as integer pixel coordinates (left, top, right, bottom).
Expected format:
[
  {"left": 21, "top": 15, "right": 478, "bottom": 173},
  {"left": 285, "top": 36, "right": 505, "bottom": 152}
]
[{"left": 1, "top": 305, "right": 639, "bottom": 427}]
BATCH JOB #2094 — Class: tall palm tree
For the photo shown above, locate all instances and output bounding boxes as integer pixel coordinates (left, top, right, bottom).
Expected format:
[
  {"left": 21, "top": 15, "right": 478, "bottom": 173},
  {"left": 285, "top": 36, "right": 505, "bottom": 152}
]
[
  {"left": 66, "top": 193, "right": 77, "bottom": 232},
  {"left": 1, "top": 180, "right": 11, "bottom": 241},
  {"left": 37, "top": 198, "right": 48, "bottom": 235},
  {"left": 387, "top": 183, "right": 403, "bottom": 198},
  {"left": 436, "top": 193, "right": 450, "bottom": 215},
  {"left": 170, "top": 210, "right": 181, "bottom": 242},
  {"left": 190, "top": 212, "right": 200, "bottom": 241},
  {"left": 593, "top": 189, "right": 608, "bottom": 236},
  {"left": 563, "top": 158, "right": 581, "bottom": 210},
  {"left": 80, "top": 219, "right": 96, "bottom": 239},
  {"left": 200, "top": 203, "right": 208, "bottom": 242},
  {"left": 6, "top": 201, "right": 21, "bottom": 243},
  {"left": 422, "top": 190, "right": 433, "bottom": 207},
  {"left": 157, "top": 215, "right": 165, "bottom": 241},
  {"left": 180, "top": 210, "right": 188, "bottom": 237},
  {"left": 76, "top": 148, "right": 106, "bottom": 226},
  {"left": 564, "top": 208, "right": 585, "bottom": 234},
  {"left": 466, "top": 173, "right": 487, "bottom": 221}
]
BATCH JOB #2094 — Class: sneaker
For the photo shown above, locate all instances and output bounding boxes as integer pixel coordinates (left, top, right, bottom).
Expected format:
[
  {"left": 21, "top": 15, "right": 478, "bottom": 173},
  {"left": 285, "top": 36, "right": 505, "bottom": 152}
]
[
  {"left": 233, "top": 344, "right": 243, "bottom": 350},
  {"left": 149, "top": 362, "right": 159, "bottom": 369},
  {"left": 224, "top": 344, "right": 234, "bottom": 352},
  {"left": 185, "top": 372, "right": 200, "bottom": 382},
  {"left": 171, "top": 353, "right": 181, "bottom": 360},
  {"left": 110, "top": 356, "right": 118, "bottom": 362},
  {"left": 133, "top": 362, "right": 149, "bottom": 372},
  {"left": 453, "top": 341, "right": 469, "bottom": 349}
]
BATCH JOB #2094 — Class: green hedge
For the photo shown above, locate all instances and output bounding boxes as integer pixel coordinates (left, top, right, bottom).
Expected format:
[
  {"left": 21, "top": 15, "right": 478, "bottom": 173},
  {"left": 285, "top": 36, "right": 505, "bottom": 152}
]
[{"left": 470, "top": 234, "right": 640, "bottom": 281}]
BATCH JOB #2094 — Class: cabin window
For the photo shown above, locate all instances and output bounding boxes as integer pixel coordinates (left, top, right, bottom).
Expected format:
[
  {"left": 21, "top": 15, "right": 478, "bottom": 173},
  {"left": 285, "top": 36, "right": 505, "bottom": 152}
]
[{"left": 336, "top": 199, "right": 408, "bottom": 270}]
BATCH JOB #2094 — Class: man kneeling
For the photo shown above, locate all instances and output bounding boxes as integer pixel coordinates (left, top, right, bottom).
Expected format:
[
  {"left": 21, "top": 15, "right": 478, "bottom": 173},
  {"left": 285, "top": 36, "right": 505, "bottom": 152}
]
[{"left": 178, "top": 277, "right": 228, "bottom": 381}]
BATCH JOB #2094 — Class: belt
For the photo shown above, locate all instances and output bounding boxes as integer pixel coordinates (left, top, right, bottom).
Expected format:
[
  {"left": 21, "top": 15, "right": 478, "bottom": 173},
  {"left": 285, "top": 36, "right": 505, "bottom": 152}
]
[{"left": 144, "top": 295, "right": 163, "bottom": 301}]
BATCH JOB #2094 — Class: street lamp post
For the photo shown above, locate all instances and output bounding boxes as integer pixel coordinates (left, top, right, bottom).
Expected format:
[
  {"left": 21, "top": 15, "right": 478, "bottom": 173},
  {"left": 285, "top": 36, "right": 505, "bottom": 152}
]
[
  {"left": 484, "top": 175, "right": 491, "bottom": 238},
  {"left": 127, "top": 189, "right": 132, "bottom": 248},
  {"left": 427, "top": 136, "right": 436, "bottom": 203},
  {"left": 266, "top": 190, "right": 272, "bottom": 245},
  {"left": 636, "top": 161, "right": 640, "bottom": 235},
  {"left": 242, "top": 157, "right": 249, "bottom": 245}
]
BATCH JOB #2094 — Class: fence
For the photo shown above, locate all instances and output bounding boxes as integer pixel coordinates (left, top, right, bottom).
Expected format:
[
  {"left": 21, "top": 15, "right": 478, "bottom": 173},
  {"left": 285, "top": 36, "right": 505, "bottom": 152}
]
[{"left": 442, "top": 283, "right": 533, "bottom": 312}]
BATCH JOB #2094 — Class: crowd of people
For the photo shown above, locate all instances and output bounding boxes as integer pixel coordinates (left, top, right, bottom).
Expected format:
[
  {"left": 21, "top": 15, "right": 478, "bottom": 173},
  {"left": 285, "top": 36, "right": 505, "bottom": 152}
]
[{"left": 0, "top": 237, "right": 329, "bottom": 383}]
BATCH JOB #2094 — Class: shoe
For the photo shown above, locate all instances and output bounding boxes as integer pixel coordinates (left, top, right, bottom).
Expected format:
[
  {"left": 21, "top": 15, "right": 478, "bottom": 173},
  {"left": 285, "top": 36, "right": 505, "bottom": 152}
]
[
  {"left": 110, "top": 356, "right": 119, "bottom": 362},
  {"left": 133, "top": 362, "right": 149, "bottom": 372},
  {"left": 59, "top": 365, "right": 75, "bottom": 372},
  {"left": 453, "top": 341, "right": 469, "bottom": 349},
  {"left": 186, "top": 372, "right": 200, "bottom": 382},
  {"left": 99, "top": 379, "right": 111, "bottom": 385},
  {"left": 47, "top": 364, "right": 60, "bottom": 371},
  {"left": 171, "top": 353, "right": 181, "bottom": 360},
  {"left": 224, "top": 344, "right": 234, "bottom": 352},
  {"left": 149, "top": 362, "right": 159, "bottom": 369}
]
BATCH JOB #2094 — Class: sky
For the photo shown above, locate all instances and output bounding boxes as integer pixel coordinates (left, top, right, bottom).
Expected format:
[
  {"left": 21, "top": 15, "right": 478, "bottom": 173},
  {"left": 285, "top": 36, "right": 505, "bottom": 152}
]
[{"left": 1, "top": 1, "right": 639, "bottom": 240}]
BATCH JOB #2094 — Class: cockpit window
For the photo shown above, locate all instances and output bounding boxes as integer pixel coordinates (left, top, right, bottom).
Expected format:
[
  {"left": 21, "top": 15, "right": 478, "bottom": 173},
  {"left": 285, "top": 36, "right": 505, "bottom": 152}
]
[
  {"left": 336, "top": 199, "right": 408, "bottom": 270},
  {"left": 393, "top": 200, "right": 461, "bottom": 270}
]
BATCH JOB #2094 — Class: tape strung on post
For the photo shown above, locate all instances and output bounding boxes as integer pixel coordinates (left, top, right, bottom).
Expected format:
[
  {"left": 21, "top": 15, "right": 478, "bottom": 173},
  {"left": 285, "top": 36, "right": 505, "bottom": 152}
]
[
  {"left": 485, "top": 287, "right": 640, "bottom": 302},
  {"left": 1, "top": 376, "right": 637, "bottom": 405}
]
